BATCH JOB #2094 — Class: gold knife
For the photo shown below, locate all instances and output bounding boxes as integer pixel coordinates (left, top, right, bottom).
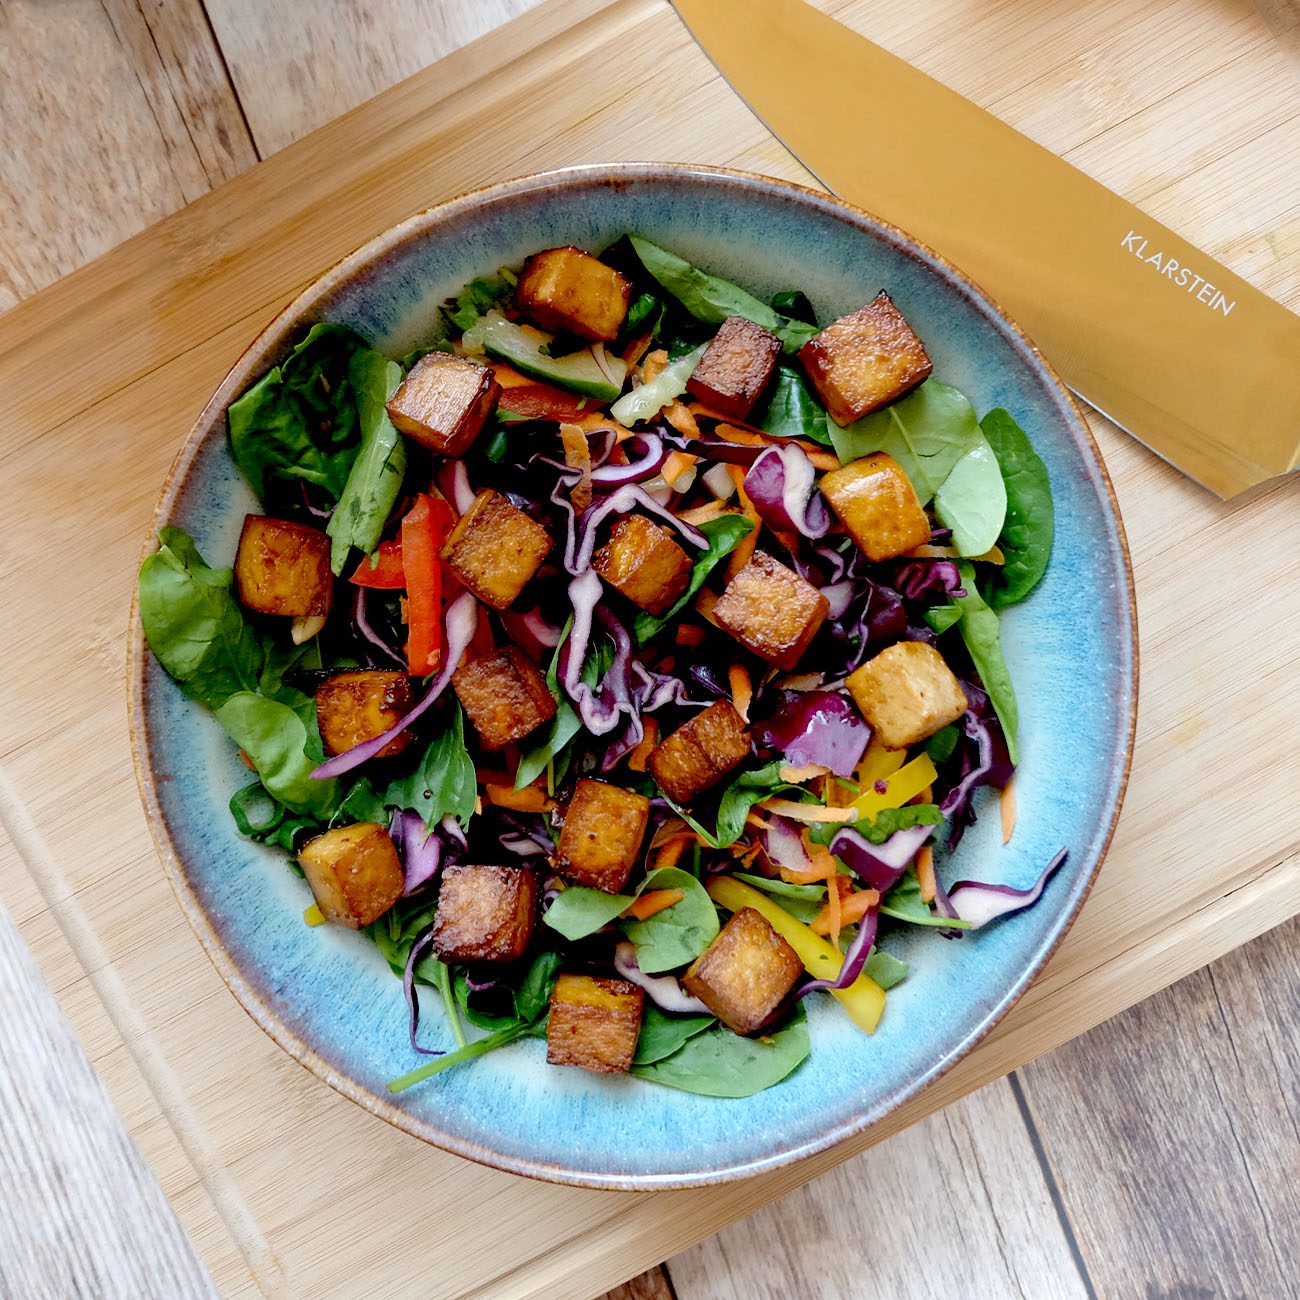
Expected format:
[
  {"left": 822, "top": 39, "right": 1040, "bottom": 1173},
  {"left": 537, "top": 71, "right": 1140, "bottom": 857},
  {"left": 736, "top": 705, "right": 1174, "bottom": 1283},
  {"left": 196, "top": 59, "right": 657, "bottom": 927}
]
[{"left": 672, "top": 0, "right": 1300, "bottom": 497}]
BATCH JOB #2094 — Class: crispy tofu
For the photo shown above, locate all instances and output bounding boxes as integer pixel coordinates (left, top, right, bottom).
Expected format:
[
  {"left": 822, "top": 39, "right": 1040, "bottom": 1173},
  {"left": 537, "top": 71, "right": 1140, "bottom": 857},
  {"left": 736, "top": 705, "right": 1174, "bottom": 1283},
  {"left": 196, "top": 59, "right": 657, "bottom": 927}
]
[
  {"left": 798, "top": 292, "right": 933, "bottom": 425},
  {"left": 712, "top": 551, "right": 830, "bottom": 670},
  {"left": 649, "top": 699, "right": 750, "bottom": 805},
  {"left": 514, "top": 246, "right": 631, "bottom": 342},
  {"left": 682, "top": 907, "right": 803, "bottom": 1035},
  {"left": 452, "top": 646, "right": 556, "bottom": 750},
  {"left": 385, "top": 352, "right": 500, "bottom": 457},
  {"left": 555, "top": 779, "right": 651, "bottom": 894},
  {"left": 234, "top": 515, "right": 332, "bottom": 618},
  {"left": 441, "top": 488, "right": 551, "bottom": 610},
  {"left": 546, "top": 974, "right": 644, "bottom": 1074},
  {"left": 820, "top": 452, "right": 931, "bottom": 562},
  {"left": 592, "top": 515, "right": 693, "bottom": 616},
  {"left": 685, "top": 315, "right": 782, "bottom": 420},
  {"left": 299, "top": 823, "right": 403, "bottom": 929},
  {"left": 846, "top": 641, "right": 968, "bottom": 749},
  {"left": 432, "top": 863, "right": 538, "bottom": 963},
  {"left": 314, "top": 671, "right": 413, "bottom": 758}
]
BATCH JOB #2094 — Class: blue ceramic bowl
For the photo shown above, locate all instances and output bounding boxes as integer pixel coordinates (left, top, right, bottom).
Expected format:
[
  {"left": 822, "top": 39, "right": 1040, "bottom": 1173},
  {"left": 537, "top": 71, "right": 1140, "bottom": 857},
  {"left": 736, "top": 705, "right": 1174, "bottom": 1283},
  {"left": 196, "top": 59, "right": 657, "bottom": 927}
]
[{"left": 131, "top": 165, "right": 1136, "bottom": 1189}]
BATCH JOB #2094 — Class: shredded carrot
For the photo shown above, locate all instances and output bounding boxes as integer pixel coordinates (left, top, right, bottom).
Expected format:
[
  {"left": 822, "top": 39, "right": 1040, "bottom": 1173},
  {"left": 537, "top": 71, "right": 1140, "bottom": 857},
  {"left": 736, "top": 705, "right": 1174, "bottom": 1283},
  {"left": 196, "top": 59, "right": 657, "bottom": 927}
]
[
  {"left": 811, "top": 885, "right": 881, "bottom": 936},
  {"left": 560, "top": 420, "right": 593, "bottom": 513},
  {"left": 485, "top": 783, "right": 551, "bottom": 812},
  {"left": 620, "top": 328, "right": 656, "bottom": 366},
  {"left": 777, "top": 671, "right": 823, "bottom": 691},
  {"left": 627, "top": 717, "right": 658, "bottom": 772},
  {"left": 725, "top": 465, "right": 762, "bottom": 580},
  {"left": 652, "top": 834, "right": 690, "bottom": 871},
  {"left": 826, "top": 874, "right": 844, "bottom": 947},
  {"left": 806, "top": 449, "right": 840, "bottom": 471},
  {"left": 907, "top": 542, "right": 1005, "bottom": 564},
  {"left": 678, "top": 500, "right": 727, "bottom": 526},
  {"left": 623, "top": 889, "right": 685, "bottom": 921},
  {"left": 480, "top": 361, "right": 539, "bottom": 389},
  {"left": 650, "top": 820, "right": 689, "bottom": 849},
  {"left": 640, "top": 348, "right": 669, "bottom": 383},
  {"left": 759, "top": 798, "right": 858, "bottom": 823},
  {"left": 713, "top": 422, "right": 770, "bottom": 447},
  {"left": 574, "top": 410, "right": 633, "bottom": 439},
  {"left": 1000, "top": 775, "right": 1017, "bottom": 844},
  {"left": 916, "top": 845, "right": 937, "bottom": 904},
  {"left": 704, "top": 419, "right": 839, "bottom": 468},
  {"left": 745, "top": 810, "right": 774, "bottom": 833},
  {"left": 662, "top": 400, "right": 700, "bottom": 438},
  {"left": 729, "top": 663, "right": 753, "bottom": 722},
  {"left": 661, "top": 449, "right": 699, "bottom": 488},
  {"left": 675, "top": 623, "right": 707, "bottom": 647},
  {"left": 736, "top": 841, "right": 764, "bottom": 868},
  {"left": 778, "top": 842, "right": 840, "bottom": 884},
  {"left": 779, "top": 763, "right": 831, "bottom": 783}
]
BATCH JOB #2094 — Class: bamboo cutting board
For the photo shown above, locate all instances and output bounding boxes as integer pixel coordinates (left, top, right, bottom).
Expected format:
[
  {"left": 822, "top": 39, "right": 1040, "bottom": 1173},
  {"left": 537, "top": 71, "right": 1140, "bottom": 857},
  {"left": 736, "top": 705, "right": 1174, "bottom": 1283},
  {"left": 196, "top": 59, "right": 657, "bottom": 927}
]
[{"left": 1, "top": 0, "right": 1298, "bottom": 1295}]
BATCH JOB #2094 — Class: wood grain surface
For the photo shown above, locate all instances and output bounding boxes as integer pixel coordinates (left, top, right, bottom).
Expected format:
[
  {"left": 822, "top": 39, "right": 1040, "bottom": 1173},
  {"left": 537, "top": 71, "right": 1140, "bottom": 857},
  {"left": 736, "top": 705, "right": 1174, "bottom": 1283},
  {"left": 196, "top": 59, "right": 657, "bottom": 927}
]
[{"left": 0, "top": 0, "right": 1296, "bottom": 1297}]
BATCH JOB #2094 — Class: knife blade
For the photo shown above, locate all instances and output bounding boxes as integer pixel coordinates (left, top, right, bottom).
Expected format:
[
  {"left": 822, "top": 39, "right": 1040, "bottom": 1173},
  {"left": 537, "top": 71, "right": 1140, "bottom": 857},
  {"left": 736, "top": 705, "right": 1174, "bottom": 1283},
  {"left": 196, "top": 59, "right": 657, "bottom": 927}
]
[{"left": 672, "top": 0, "right": 1300, "bottom": 497}]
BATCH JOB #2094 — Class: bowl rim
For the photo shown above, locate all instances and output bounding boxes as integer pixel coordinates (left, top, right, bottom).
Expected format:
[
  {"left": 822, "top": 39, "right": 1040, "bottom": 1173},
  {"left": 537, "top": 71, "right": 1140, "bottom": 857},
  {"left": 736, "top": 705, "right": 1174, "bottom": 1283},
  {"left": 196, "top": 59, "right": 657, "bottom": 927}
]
[{"left": 128, "top": 161, "right": 1138, "bottom": 1190}]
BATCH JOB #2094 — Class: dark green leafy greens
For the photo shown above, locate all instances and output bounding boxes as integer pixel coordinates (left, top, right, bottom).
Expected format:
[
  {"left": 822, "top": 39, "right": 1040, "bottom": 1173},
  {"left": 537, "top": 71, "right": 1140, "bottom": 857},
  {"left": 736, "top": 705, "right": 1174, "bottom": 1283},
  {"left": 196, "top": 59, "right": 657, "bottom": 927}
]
[
  {"left": 632, "top": 1005, "right": 716, "bottom": 1066},
  {"left": 443, "top": 271, "right": 515, "bottom": 333},
  {"left": 666, "top": 760, "right": 811, "bottom": 850},
  {"left": 863, "top": 950, "right": 909, "bottom": 989},
  {"left": 620, "top": 867, "right": 720, "bottom": 973},
  {"left": 980, "top": 408, "right": 1054, "bottom": 608},
  {"left": 383, "top": 704, "right": 477, "bottom": 829},
  {"left": 953, "top": 561, "right": 1019, "bottom": 762},
  {"left": 858, "top": 803, "right": 942, "bottom": 845},
  {"left": 757, "top": 364, "right": 832, "bottom": 445},
  {"left": 632, "top": 515, "right": 754, "bottom": 642},
  {"left": 933, "top": 438, "right": 1007, "bottom": 558},
  {"left": 880, "top": 872, "right": 971, "bottom": 930},
  {"left": 515, "top": 633, "right": 612, "bottom": 790},
  {"left": 732, "top": 872, "right": 828, "bottom": 924}
]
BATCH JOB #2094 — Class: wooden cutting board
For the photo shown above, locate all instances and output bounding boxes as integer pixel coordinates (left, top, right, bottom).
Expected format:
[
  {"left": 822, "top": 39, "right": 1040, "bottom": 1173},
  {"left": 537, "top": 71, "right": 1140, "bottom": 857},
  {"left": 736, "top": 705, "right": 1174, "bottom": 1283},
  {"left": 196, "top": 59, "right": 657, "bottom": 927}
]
[{"left": 1, "top": 0, "right": 1297, "bottom": 1295}]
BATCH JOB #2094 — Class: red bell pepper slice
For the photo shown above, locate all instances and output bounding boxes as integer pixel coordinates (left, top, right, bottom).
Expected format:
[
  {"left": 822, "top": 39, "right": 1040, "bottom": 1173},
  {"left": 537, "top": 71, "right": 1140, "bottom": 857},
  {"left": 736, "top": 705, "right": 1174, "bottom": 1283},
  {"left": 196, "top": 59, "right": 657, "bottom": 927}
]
[
  {"left": 401, "top": 493, "right": 457, "bottom": 676},
  {"left": 497, "top": 383, "right": 589, "bottom": 421},
  {"left": 348, "top": 538, "right": 405, "bottom": 589}
]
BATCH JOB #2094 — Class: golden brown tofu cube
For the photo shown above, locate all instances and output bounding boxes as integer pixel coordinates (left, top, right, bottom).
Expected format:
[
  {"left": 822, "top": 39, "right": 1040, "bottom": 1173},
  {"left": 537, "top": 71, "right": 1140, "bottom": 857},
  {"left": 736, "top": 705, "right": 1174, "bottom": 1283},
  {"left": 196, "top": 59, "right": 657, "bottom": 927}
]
[
  {"left": 712, "top": 551, "right": 830, "bottom": 671},
  {"left": 452, "top": 646, "right": 556, "bottom": 750},
  {"left": 234, "top": 515, "right": 332, "bottom": 618},
  {"left": 314, "top": 671, "right": 413, "bottom": 759},
  {"left": 546, "top": 974, "right": 644, "bottom": 1074},
  {"left": 514, "top": 246, "right": 631, "bottom": 342},
  {"left": 798, "top": 292, "right": 933, "bottom": 425},
  {"left": 685, "top": 315, "right": 782, "bottom": 420},
  {"left": 555, "top": 779, "right": 651, "bottom": 893},
  {"left": 385, "top": 352, "right": 500, "bottom": 457},
  {"left": 441, "top": 488, "right": 551, "bottom": 610},
  {"left": 592, "top": 515, "right": 693, "bottom": 616},
  {"left": 649, "top": 699, "right": 750, "bottom": 805},
  {"left": 820, "top": 452, "right": 931, "bottom": 562},
  {"left": 846, "top": 641, "right": 969, "bottom": 749},
  {"left": 432, "top": 863, "right": 538, "bottom": 963},
  {"left": 682, "top": 907, "right": 803, "bottom": 1035},
  {"left": 299, "top": 823, "right": 403, "bottom": 929}
]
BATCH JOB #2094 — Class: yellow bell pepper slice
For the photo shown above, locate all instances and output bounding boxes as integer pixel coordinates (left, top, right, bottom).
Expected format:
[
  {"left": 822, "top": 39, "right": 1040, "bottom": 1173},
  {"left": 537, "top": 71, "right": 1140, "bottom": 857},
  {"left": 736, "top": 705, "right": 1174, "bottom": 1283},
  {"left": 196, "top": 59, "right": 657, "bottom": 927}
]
[
  {"left": 707, "top": 876, "right": 886, "bottom": 1033},
  {"left": 850, "top": 752, "right": 937, "bottom": 823},
  {"left": 856, "top": 736, "right": 907, "bottom": 788},
  {"left": 303, "top": 903, "right": 326, "bottom": 927}
]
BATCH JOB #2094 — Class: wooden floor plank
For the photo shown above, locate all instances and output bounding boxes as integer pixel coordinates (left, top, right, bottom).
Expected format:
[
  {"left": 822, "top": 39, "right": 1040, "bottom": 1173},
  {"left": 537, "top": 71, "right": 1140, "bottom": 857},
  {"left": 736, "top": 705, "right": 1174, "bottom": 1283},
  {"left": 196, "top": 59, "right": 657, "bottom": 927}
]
[
  {"left": 601, "top": 1267, "right": 675, "bottom": 1300},
  {"left": 1017, "top": 915, "right": 1300, "bottom": 1299},
  {"left": 665, "top": 1077, "right": 1090, "bottom": 1300}
]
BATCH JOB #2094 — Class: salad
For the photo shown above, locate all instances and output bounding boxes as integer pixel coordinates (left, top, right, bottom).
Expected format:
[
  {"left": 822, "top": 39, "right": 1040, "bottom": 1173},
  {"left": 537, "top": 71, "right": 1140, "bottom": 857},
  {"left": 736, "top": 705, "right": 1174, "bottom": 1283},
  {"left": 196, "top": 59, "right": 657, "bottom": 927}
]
[{"left": 139, "top": 234, "right": 1060, "bottom": 1099}]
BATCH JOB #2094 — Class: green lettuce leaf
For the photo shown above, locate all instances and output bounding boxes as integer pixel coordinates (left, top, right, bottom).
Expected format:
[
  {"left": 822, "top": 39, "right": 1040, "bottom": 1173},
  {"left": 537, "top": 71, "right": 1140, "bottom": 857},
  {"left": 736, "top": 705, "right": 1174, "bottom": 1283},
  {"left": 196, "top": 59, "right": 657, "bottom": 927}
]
[
  {"left": 980, "top": 409, "right": 1054, "bottom": 608},
  {"left": 619, "top": 867, "right": 720, "bottom": 973}
]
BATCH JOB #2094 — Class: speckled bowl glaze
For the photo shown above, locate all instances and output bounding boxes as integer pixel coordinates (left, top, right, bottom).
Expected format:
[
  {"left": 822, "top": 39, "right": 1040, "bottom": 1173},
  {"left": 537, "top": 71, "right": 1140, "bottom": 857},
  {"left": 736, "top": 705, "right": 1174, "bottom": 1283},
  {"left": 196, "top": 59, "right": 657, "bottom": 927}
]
[{"left": 130, "top": 164, "right": 1136, "bottom": 1189}]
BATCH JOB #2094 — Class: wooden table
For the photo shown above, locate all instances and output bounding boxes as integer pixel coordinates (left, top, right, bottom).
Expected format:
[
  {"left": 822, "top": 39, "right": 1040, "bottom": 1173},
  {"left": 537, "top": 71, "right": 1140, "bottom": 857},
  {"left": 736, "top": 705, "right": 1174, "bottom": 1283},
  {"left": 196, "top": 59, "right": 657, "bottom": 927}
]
[{"left": 0, "top": 1, "right": 1297, "bottom": 1297}]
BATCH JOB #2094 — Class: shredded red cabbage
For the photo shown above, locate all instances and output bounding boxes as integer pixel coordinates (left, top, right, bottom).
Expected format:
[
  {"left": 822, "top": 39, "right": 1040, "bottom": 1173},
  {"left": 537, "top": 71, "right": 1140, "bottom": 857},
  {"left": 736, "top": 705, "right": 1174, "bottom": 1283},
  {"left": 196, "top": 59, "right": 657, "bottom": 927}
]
[
  {"left": 797, "top": 904, "right": 879, "bottom": 996},
  {"left": 890, "top": 559, "right": 966, "bottom": 604},
  {"left": 742, "top": 445, "right": 831, "bottom": 539},
  {"left": 614, "top": 941, "right": 710, "bottom": 1014},
  {"left": 948, "top": 848, "right": 1069, "bottom": 926},
  {"left": 402, "top": 927, "right": 443, "bottom": 1056},
  {"left": 753, "top": 690, "right": 870, "bottom": 778},
  {"left": 390, "top": 810, "right": 465, "bottom": 895},
  {"left": 353, "top": 586, "right": 406, "bottom": 667},
  {"left": 829, "top": 822, "right": 934, "bottom": 892}
]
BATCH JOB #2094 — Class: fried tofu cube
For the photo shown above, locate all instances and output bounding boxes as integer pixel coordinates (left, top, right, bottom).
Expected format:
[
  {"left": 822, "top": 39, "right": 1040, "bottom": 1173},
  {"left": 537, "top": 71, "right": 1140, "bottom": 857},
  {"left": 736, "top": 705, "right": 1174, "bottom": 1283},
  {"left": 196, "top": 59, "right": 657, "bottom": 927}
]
[
  {"left": 712, "top": 551, "right": 830, "bottom": 670},
  {"left": 546, "top": 974, "right": 644, "bottom": 1074},
  {"left": 385, "top": 352, "right": 500, "bottom": 457},
  {"left": 234, "top": 515, "right": 332, "bottom": 618},
  {"left": 649, "top": 699, "right": 750, "bottom": 805},
  {"left": 299, "top": 823, "right": 403, "bottom": 929},
  {"left": 432, "top": 864, "right": 538, "bottom": 963},
  {"left": 315, "top": 671, "right": 413, "bottom": 758},
  {"left": 452, "top": 646, "right": 556, "bottom": 750},
  {"left": 685, "top": 315, "right": 782, "bottom": 420},
  {"left": 798, "top": 292, "right": 932, "bottom": 425},
  {"left": 846, "top": 641, "right": 969, "bottom": 749},
  {"left": 514, "top": 245, "right": 631, "bottom": 342},
  {"left": 592, "top": 515, "right": 693, "bottom": 616},
  {"left": 555, "top": 779, "right": 651, "bottom": 893},
  {"left": 441, "top": 488, "right": 551, "bottom": 610},
  {"left": 682, "top": 907, "right": 803, "bottom": 1035},
  {"left": 820, "top": 452, "right": 931, "bottom": 562}
]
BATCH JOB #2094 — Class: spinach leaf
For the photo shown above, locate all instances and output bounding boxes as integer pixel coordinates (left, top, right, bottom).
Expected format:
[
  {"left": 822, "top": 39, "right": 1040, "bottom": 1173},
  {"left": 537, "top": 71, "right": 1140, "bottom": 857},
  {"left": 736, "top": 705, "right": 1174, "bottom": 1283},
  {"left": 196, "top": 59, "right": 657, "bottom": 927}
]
[
  {"left": 933, "top": 438, "right": 1007, "bottom": 557},
  {"left": 334, "top": 776, "right": 389, "bottom": 824},
  {"left": 384, "top": 704, "right": 476, "bottom": 829},
  {"left": 953, "top": 561, "right": 1019, "bottom": 763},
  {"left": 515, "top": 635, "right": 611, "bottom": 790},
  {"left": 326, "top": 349, "right": 407, "bottom": 573},
  {"left": 621, "top": 291, "right": 664, "bottom": 342},
  {"left": 829, "top": 381, "right": 982, "bottom": 503},
  {"left": 880, "top": 872, "right": 971, "bottom": 929},
  {"left": 454, "top": 949, "right": 563, "bottom": 1032},
  {"left": 227, "top": 323, "right": 367, "bottom": 504},
  {"left": 770, "top": 290, "right": 817, "bottom": 325},
  {"left": 630, "top": 1005, "right": 810, "bottom": 1097},
  {"left": 859, "top": 803, "right": 942, "bottom": 845},
  {"left": 732, "top": 872, "right": 827, "bottom": 924},
  {"left": 863, "top": 949, "right": 909, "bottom": 989},
  {"left": 925, "top": 604, "right": 963, "bottom": 635},
  {"left": 980, "top": 409, "right": 1054, "bottom": 608},
  {"left": 620, "top": 867, "right": 720, "bottom": 973},
  {"left": 633, "top": 1004, "right": 715, "bottom": 1066},
  {"left": 215, "top": 692, "right": 339, "bottom": 818},
  {"left": 626, "top": 236, "right": 817, "bottom": 353},
  {"left": 664, "top": 760, "right": 805, "bottom": 850},
  {"left": 444, "top": 271, "right": 514, "bottom": 333},
  {"left": 229, "top": 783, "right": 321, "bottom": 854},
  {"left": 366, "top": 898, "right": 439, "bottom": 980},
  {"left": 924, "top": 724, "right": 960, "bottom": 764},
  {"left": 542, "top": 886, "right": 633, "bottom": 941},
  {"left": 757, "top": 364, "right": 831, "bottom": 445},
  {"left": 632, "top": 515, "right": 754, "bottom": 643}
]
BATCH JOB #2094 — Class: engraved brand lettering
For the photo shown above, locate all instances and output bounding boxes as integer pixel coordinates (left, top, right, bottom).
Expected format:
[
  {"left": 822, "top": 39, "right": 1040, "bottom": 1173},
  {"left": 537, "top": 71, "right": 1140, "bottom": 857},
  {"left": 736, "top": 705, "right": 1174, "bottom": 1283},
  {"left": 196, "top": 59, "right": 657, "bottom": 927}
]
[{"left": 1121, "top": 231, "right": 1236, "bottom": 317}]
